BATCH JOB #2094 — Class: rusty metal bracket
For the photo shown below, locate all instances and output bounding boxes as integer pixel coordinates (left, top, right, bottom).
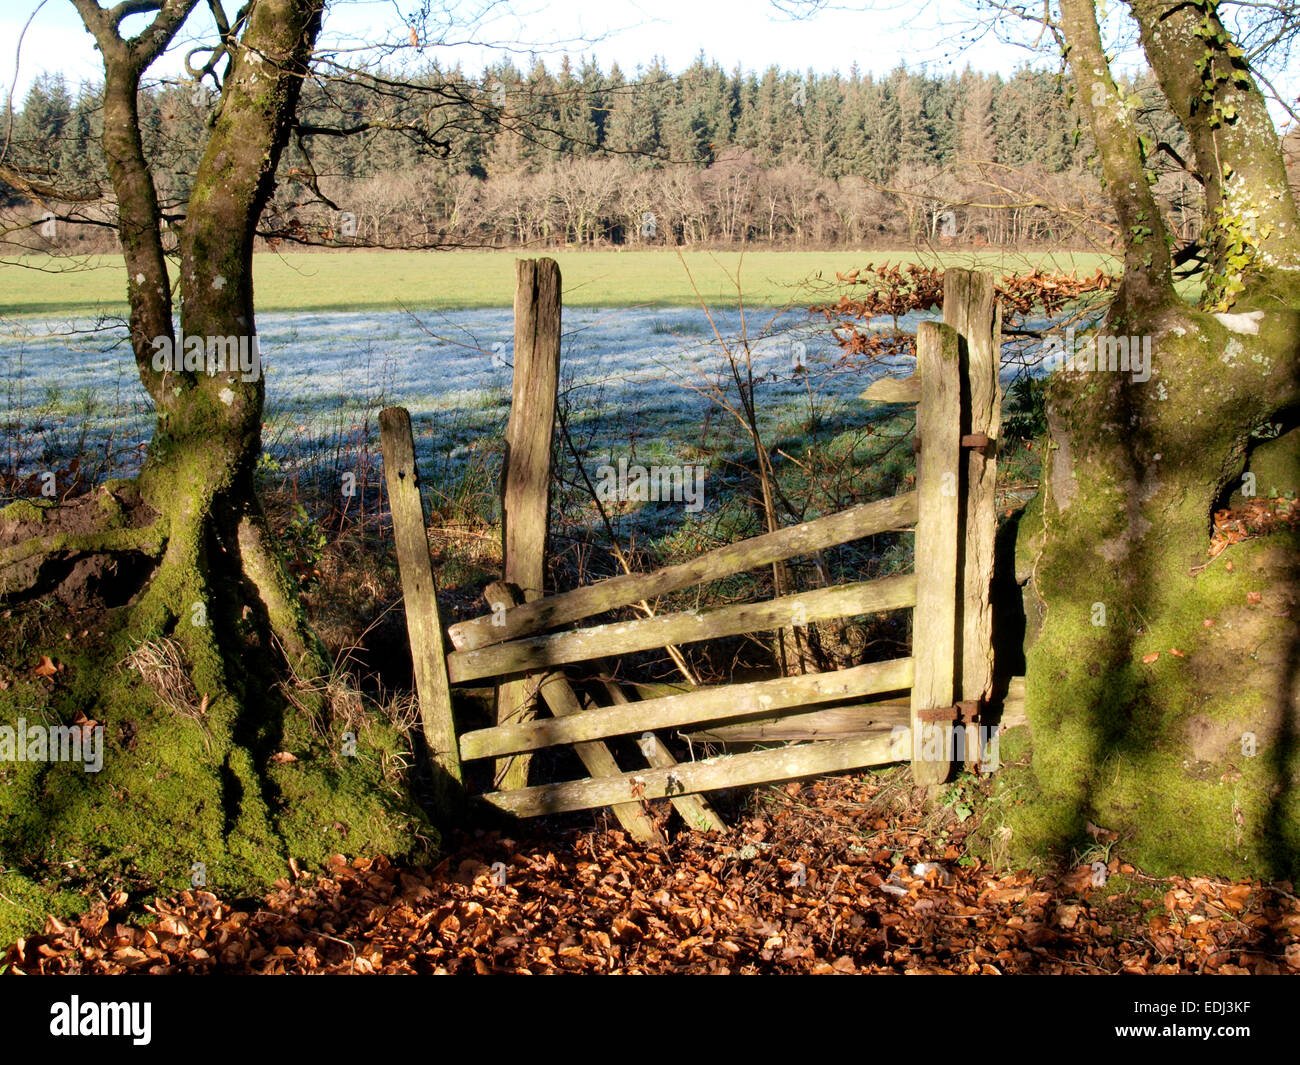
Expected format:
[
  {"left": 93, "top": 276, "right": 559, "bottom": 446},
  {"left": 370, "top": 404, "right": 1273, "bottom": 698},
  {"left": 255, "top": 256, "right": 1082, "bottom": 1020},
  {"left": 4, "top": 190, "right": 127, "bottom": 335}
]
[
  {"left": 916, "top": 699, "right": 982, "bottom": 724},
  {"left": 914, "top": 433, "right": 993, "bottom": 454}
]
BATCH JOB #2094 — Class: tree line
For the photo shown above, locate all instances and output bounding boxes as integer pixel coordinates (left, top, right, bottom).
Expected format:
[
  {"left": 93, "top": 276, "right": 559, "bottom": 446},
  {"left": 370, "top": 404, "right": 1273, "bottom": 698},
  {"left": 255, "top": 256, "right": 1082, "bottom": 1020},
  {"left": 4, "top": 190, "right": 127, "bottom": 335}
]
[{"left": 1, "top": 54, "right": 1226, "bottom": 253}]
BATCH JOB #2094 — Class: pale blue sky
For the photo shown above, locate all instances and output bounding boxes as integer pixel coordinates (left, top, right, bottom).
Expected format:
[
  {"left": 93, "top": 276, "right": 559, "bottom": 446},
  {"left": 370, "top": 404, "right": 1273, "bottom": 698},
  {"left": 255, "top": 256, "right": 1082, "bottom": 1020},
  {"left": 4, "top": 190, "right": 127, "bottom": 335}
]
[
  {"left": 1, "top": 0, "right": 1294, "bottom": 129},
  {"left": 0, "top": 0, "right": 1116, "bottom": 91}
]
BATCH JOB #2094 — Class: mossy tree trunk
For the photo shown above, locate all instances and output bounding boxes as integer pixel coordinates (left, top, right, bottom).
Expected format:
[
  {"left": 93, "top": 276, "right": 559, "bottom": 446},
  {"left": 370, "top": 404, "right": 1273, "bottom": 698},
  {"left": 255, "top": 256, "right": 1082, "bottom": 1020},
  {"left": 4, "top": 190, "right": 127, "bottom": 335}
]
[
  {"left": 1010, "top": 0, "right": 1300, "bottom": 876},
  {"left": 66, "top": 0, "right": 328, "bottom": 697}
]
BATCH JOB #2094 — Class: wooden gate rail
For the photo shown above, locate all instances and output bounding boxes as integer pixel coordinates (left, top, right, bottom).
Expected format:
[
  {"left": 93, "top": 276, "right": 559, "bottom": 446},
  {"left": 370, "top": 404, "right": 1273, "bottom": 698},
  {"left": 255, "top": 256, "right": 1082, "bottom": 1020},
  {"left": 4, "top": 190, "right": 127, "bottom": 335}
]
[
  {"left": 379, "top": 261, "right": 1003, "bottom": 842},
  {"left": 446, "top": 573, "right": 917, "bottom": 684},
  {"left": 447, "top": 489, "right": 918, "bottom": 651},
  {"left": 686, "top": 675, "right": 1027, "bottom": 744},
  {"left": 484, "top": 731, "right": 912, "bottom": 817},
  {"left": 458, "top": 657, "right": 914, "bottom": 760}
]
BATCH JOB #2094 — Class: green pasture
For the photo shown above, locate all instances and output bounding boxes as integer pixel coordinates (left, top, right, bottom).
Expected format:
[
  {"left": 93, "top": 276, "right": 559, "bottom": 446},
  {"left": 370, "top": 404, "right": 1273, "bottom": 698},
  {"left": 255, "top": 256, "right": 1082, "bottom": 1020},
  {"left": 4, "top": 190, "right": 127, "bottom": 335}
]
[{"left": 0, "top": 248, "right": 1117, "bottom": 316}]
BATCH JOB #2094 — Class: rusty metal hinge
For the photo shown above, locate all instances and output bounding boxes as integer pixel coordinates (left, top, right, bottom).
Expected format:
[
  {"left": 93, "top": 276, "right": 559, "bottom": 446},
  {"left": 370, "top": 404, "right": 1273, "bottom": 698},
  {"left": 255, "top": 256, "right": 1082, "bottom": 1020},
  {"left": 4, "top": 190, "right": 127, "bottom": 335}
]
[{"left": 916, "top": 699, "right": 982, "bottom": 724}]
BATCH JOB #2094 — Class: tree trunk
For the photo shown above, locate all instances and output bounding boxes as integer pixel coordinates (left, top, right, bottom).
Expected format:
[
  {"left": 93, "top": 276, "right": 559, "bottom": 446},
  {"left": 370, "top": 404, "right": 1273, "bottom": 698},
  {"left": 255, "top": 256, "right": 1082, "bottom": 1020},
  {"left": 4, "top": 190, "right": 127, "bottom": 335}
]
[
  {"left": 1005, "top": 0, "right": 1300, "bottom": 878},
  {"left": 0, "top": 0, "right": 438, "bottom": 917},
  {"left": 126, "top": 0, "right": 328, "bottom": 687}
]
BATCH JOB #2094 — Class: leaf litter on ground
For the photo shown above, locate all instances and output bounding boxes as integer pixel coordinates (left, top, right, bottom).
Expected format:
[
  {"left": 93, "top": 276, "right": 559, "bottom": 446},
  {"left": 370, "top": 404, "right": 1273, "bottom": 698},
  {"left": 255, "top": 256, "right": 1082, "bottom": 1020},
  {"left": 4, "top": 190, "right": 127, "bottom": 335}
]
[{"left": 6, "top": 771, "right": 1299, "bottom": 975}]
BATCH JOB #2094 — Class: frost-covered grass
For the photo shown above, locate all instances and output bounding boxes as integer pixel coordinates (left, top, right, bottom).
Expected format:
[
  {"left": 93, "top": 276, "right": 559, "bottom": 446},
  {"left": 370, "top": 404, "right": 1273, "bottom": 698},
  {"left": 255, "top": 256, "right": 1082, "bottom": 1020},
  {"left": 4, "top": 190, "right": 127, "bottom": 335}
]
[
  {"left": 1, "top": 303, "right": 924, "bottom": 501},
  {"left": 0, "top": 295, "right": 1054, "bottom": 631}
]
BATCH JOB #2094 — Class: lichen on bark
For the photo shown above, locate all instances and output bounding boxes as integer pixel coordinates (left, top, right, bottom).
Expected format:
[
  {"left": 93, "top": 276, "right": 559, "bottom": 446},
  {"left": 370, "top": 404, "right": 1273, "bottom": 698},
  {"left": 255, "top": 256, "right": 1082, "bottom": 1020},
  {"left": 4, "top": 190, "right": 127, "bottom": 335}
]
[{"left": 1001, "top": 0, "right": 1300, "bottom": 877}]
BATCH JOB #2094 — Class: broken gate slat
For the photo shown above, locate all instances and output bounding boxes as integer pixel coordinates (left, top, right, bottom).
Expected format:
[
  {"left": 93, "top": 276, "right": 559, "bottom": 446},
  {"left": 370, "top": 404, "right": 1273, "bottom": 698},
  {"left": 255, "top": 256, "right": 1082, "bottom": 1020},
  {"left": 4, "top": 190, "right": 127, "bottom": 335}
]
[
  {"left": 447, "top": 573, "right": 917, "bottom": 685},
  {"left": 688, "top": 675, "right": 1029, "bottom": 743},
  {"left": 486, "top": 582, "right": 663, "bottom": 844},
  {"left": 458, "top": 656, "right": 914, "bottom": 760},
  {"left": 531, "top": 671, "right": 666, "bottom": 845},
  {"left": 448, "top": 489, "right": 918, "bottom": 652},
  {"left": 687, "top": 702, "right": 912, "bottom": 743}
]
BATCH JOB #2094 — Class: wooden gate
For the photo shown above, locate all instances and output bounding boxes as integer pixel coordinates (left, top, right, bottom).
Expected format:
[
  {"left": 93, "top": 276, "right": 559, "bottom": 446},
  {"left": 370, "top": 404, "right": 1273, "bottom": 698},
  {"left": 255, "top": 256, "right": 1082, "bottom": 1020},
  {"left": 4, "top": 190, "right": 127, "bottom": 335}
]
[{"left": 379, "top": 262, "right": 1009, "bottom": 844}]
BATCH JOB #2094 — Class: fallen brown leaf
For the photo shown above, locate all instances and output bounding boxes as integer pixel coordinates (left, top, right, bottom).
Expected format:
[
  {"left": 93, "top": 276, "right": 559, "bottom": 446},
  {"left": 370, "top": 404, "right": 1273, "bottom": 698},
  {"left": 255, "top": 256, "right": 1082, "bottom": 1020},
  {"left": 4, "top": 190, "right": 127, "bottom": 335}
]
[{"left": 33, "top": 655, "right": 58, "bottom": 677}]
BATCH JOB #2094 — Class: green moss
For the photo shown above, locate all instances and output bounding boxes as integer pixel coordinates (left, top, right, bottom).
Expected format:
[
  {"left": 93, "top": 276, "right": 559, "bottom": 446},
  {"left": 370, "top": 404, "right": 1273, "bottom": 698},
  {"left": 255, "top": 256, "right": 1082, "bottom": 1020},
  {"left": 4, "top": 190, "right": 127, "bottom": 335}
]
[
  {"left": 96, "top": 486, "right": 127, "bottom": 529},
  {"left": 0, "top": 871, "right": 83, "bottom": 948},
  {"left": 1012, "top": 491, "right": 1045, "bottom": 583},
  {"left": 1234, "top": 427, "right": 1300, "bottom": 502},
  {"left": 1004, "top": 507, "right": 1300, "bottom": 876},
  {"left": 0, "top": 603, "right": 437, "bottom": 944},
  {"left": 272, "top": 720, "right": 435, "bottom": 871},
  {"left": 0, "top": 499, "right": 49, "bottom": 525}
]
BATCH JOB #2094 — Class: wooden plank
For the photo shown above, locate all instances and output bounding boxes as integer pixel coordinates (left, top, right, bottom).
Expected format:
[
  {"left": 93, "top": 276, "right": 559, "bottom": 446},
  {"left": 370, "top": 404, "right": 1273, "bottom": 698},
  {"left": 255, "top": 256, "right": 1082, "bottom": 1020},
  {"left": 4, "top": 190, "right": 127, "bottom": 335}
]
[
  {"left": 378, "top": 406, "right": 462, "bottom": 814},
  {"left": 688, "top": 677, "right": 1027, "bottom": 742},
  {"left": 448, "top": 573, "right": 918, "bottom": 684},
  {"left": 689, "top": 702, "right": 911, "bottom": 742},
  {"left": 495, "top": 258, "right": 563, "bottom": 791},
  {"left": 448, "top": 491, "right": 918, "bottom": 652},
  {"left": 599, "top": 675, "right": 727, "bottom": 834},
  {"left": 531, "top": 672, "right": 667, "bottom": 844},
  {"left": 490, "top": 585, "right": 664, "bottom": 844},
  {"left": 861, "top": 374, "right": 921, "bottom": 404},
  {"left": 459, "top": 657, "right": 913, "bottom": 759},
  {"left": 627, "top": 679, "right": 694, "bottom": 700},
  {"left": 944, "top": 269, "right": 1001, "bottom": 710},
  {"left": 910, "top": 321, "right": 962, "bottom": 787},
  {"left": 486, "top": 730, "right": 912, "bottom": 816}
]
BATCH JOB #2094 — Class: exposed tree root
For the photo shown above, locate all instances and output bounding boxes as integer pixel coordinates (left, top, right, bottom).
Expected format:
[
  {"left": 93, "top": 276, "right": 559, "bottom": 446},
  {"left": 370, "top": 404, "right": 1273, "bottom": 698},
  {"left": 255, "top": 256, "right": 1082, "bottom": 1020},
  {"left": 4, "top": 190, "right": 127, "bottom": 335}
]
[
  {"left": 237, "top": 506, "right": 330, "bottom": 681},
  {"left": 1, "top": 476, "right": 327, "bottom": 692},
  {"left": 0, "top": 486, "right": 165, "bottom": 604},
  {"left": 0, "top": 524, "right": 165, "bottom": 571}
]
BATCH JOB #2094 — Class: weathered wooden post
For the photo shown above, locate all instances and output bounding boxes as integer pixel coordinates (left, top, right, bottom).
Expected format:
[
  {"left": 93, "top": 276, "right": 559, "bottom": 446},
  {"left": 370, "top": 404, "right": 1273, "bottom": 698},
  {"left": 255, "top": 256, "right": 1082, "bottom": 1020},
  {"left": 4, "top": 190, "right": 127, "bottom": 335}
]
[
  {"left": 910, "top": 321, "right": 962, "bottom": 786},
  {"left": 944, "top": 269, "right": 1001, "bottom": 771},
  {"left": 494, "top": 258, "right": 562, "bottom": 791},
  {"left": 379, "top": 405, "right": 463, "bottom": 816}
]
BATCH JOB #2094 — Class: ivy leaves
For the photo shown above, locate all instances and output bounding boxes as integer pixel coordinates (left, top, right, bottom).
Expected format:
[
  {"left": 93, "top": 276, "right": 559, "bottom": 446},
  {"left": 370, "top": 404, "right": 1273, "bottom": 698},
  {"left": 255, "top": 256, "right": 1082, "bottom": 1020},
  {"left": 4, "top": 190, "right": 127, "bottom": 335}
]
[{"left": 1191, "top": 1, "right": 1253, "bottom": 128}]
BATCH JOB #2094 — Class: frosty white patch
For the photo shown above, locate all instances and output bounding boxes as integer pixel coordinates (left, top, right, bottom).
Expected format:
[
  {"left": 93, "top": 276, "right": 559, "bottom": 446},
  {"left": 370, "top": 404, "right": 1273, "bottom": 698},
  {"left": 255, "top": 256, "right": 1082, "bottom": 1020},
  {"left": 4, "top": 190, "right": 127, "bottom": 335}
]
[{"left": 1214, "top": 310, "right": 1264, "bottom": 335}]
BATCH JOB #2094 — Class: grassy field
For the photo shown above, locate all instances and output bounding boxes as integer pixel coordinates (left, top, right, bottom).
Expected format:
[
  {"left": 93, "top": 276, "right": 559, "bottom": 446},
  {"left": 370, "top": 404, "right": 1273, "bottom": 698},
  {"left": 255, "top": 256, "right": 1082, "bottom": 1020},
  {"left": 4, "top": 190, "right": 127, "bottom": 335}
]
[{"left": 0, "top": 248, "right": 1117, "bottom": 316}]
